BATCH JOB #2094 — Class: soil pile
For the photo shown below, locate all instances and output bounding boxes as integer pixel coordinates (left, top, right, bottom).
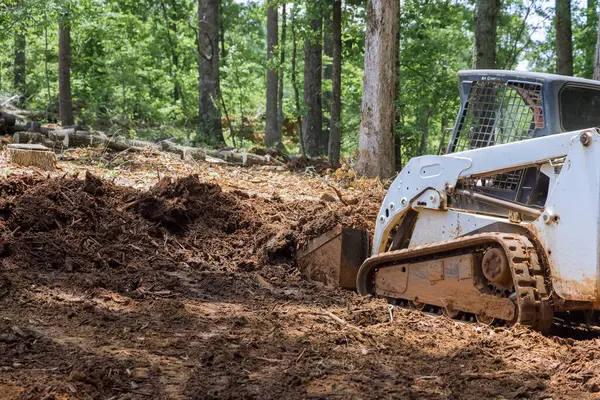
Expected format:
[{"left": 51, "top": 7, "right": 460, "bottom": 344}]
[{"left": 0, "top": 173, "right": 377, "bottom": 294}]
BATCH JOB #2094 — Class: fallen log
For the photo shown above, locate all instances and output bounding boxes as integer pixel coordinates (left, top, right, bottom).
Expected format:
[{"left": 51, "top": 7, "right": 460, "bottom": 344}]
[
  {"left": 12, "top": 125, "right": 281, "bottom": 166},
  {"left": 205, "top": 148, "right": 284, "bottom": 166},
  {"left": 14, "top": 130, "right": 161, "bottom": 152},
  {"left": 160, "top": 140, "right": 206, "bottom": 161}
]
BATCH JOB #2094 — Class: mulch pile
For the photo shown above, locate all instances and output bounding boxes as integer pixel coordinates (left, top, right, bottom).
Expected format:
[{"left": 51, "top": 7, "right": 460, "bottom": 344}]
[{"left": 0, "top": 172, "right": 377, "bottom": 300}]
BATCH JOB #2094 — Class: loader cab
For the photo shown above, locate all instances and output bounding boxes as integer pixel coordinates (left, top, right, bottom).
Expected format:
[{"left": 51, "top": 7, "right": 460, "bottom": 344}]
[{"left": 447, "top": 70, "right": 600, "bottom": 216}]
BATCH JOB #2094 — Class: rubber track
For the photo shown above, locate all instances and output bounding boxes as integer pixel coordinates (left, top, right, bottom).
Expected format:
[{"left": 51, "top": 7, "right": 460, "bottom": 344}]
[{"left": 356, "top": 233, "right": 553, "bottom": 332}]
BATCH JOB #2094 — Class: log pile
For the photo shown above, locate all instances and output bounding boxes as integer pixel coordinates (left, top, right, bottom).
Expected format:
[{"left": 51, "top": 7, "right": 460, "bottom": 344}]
[{"left": 1, "top": 110, "right": 283, "bottom": 167}]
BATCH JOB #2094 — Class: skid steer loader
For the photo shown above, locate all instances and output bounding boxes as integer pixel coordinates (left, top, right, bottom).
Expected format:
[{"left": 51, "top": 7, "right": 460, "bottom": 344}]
[{"left": 298, "top": 70, "right": 600, "bottom": 332}]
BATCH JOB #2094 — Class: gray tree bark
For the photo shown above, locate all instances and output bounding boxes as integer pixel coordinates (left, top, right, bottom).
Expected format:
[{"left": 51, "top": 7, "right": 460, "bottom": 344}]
[
  {"left": 594, "top": 14, "right": 600, "bottom": 80},
  {"left": 265, "top": 1, "right": 280, "bottom": 148},
  {"left": 556, "top": 0, "right": 574, "bottom": 76},
  {"left": 356, "top": 0, "right": 399, "bottom": 179},
  {"left": 585, "top": 0, "right": 598, "bottom": 78},
  {"left": 328, "top": 0, "right": 342, "bottom": 167},
  {"left": 14, "top": 26, "right": 26, "bottom": 99},
  {"left": 197, "top": 0, "right": 225, "bottom": 145},
  {"left": 322, "top": 0, "right": 333, "bottom": 155},
  {"left": 277, "top": 3, "right": 287, "bottom": 147},
  {"left": 302, "top": 5, "right": 323, "bottom": 158},
  {"left": 473, "top": 0, "right": 499, "bottom": 69},
  {"left": 58, "top": 20, "right": 74, "bottom": 126},
  {"left": 291, "top": 7, "right": 304, "bottom": 156}
]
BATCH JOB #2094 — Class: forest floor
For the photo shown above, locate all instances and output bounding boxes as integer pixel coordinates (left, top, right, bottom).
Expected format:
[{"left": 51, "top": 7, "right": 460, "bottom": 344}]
[{"left": 1, "top": 147, "right": 600, "bottom": 399}]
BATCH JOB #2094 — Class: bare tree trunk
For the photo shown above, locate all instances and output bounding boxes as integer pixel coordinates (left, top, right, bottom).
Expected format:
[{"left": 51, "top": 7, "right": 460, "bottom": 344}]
[
  {"left": 302, "top": 6, "right": 323, "bottom": 158},
  {"left": 585, "top": 0, "right": 598, "bottom": 78},
  {"left": 356, "top": 0, "right": 399, "bottom": 179},
  {"left": 556, "top": 0, "right": 574, "bottom": 76},
  {"left": 160, "top": 0, "right": 181, "bottom": 102},
  {"left": 473, "top": 0, "right": 499, "bottom": 69},
  {"left": 291, "top": 6, "right": 304, "bottom": 156},
  {"left": 265, "top": 1, "right": 280, "bottom": 148},
  {"left": 594, "top": 15, "right": 600, "bottom": 80},
  {"left": 44, "top": 10, "right": 52, "bottom": 120},
  {"left": 394, "top": 0, "right": 402, "bottom": 171},
  {"left": 322, "top": 0, "right": 333, "bottom": 155},
  {"left": 58, "top": 19, "right": 74, "bottom": 126},
  {"left": 14, "top": 25, "right": 26, "bottom": 100},
  {"left": 418, "top": 109, "right": 433, "bottom": 156},
  {"left": 328, "top": 0, "right": 342, "bottom": 167},
  {"left": 277, "top": 3, "right": 287, "bottom": 146},
  {"left": 197, "top": 0, "right": 225, "bottom": 145}
]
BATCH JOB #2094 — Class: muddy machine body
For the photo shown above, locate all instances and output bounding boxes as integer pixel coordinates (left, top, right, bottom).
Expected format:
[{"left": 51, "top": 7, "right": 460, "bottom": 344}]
[{"left": 303, "top": 70, "right": 600, "bottom": 331}]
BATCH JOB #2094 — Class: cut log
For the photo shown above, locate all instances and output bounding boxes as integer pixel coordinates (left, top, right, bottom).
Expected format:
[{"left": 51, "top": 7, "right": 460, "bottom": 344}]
[
  {"left": 7, "top": 144, "right": 57, "bottom": 171},
  {"left": 160, "top": 140, "right": 206, "bottom": 161},
  {"left": 205, "top": 149, "right": 284, "bottom": 166}
]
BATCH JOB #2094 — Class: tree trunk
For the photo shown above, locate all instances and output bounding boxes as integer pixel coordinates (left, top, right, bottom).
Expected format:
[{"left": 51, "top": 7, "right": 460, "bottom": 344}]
[
  {"left": 291, "top": 7, "right": 304, "bottom": 156},
  {"left": 473, "top": 0, "right": 499, "bottom": 69},
  {"left": 594, "top": 15, "right": 600, "bottom": 80},
  {"left": 160, "top": 0, "right": 181, "bottom": 102},
  {"left": 265, "top": 1, "right": 280, "bottom": 148},
  {"left": 322, "top": 0, "right": 333, "bottom": 155},
  {"left": 356, "top": 0, "right": 399, "bottom": 179},
  {"left": 277, "top": 3, "right": 287, "bottom": 146},
  {"left": 394, "top": 1, "right": 402, "bottom": 171},
  {"left": 14, "top": 25, "right": 26, "bottom": 100},
  {"left": 197, "top": 0, "right": 225, "bottom": 145},
  {"left": 556, "top": 0, "right": 574, "bottom": 76},
  {"left": 328, "top": 0, "right": 342, "bottom": 167},
  {"left": 58, "top": 20, "right": 74, "bottom": 126},
  {"left": 302, "top": 7, "right": 323, "bottom": 158},
  {"left": 418, "top": 109, "right": 433, "bottom": 156},
  {"left": 585, "top": 0, "right": 598, "bottom": 78}
]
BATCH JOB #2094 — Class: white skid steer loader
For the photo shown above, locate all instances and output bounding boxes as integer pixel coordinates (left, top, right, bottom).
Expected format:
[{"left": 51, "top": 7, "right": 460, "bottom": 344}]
[{"left": 298, "top": 70, "right": 600, "bottom": 332}]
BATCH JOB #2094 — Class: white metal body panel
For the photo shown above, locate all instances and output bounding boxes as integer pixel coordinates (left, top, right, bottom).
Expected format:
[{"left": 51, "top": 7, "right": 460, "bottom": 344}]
[
  {"left": 531, "top": 133, "right": 600, "bottom": 301},
  {"left": 408, "top": 210, "right": 513, "bottom": 247}
]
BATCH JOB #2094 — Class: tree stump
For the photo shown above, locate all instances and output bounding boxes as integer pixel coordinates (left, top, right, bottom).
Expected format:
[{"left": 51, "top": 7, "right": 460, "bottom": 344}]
[{"left": 7, "top": 144, "right": 57, "bottom": 171}]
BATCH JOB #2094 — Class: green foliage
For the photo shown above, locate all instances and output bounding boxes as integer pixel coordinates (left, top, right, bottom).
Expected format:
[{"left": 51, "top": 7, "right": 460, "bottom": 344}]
[{"left": 0, "top": 0, "right": 589, "bottom": 158}]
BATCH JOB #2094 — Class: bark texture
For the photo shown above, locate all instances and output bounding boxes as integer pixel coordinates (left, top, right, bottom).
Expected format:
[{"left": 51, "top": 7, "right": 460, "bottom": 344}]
[
  {"left": 595, "top": 15, "right": 600, "bottom": 80},
  {"left": 277, "top": 3, "right": 287, "bottom": 146},
  {"left": 265, "top": 2, "right": 280, "bottom": 148},
  {"left": 585, "top": 0, "right": 598, "bottom": 78},
  {"left": 328, "top": 0, "right": 342, "bottom": 167},
  {"left": 473, "top": 0, "right": 499, "bottom": 69},
  {"left": 58, "top": 20, "right": 74, "bottom": 126},
  {"left": 302, "top": 8, "right": 323, "bottom": 158},
  {"left": 291, "top": 9, "right": 304, "bottom": 155},
  {"left": 322, "top": 0, "right": 333, "bottom": 155},
  {"left": 356, "top": 0, "right": 399, "bottom": 179},
  {"left": 556, "top": 0, "right": 574, "bottom": 76},
  {"left": 14, "top": 26, "right": 26, "bottom": 99},
  {"left": 197, "top": 0, "right": 225, "bottom": 145}
]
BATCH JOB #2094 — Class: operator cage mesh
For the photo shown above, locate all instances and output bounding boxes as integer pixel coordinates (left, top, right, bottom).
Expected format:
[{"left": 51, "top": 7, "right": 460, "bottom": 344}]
[{"left": 450, "top": 80, "right": 544, "bottom": 193}]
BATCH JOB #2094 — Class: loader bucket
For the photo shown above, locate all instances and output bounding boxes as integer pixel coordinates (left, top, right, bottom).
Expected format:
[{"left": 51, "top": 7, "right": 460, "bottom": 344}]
[{"left": 296, "top": 225, "right": 369, "bottom": 290}]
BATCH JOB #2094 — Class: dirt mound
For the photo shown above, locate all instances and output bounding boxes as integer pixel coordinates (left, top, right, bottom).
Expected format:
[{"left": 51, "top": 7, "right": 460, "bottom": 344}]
[
  {"left": 134, "top": 175, "right": 243, "bottom": 234},
  {"left": 0, "top": 173, "right": 374, "bottom": 290}
]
